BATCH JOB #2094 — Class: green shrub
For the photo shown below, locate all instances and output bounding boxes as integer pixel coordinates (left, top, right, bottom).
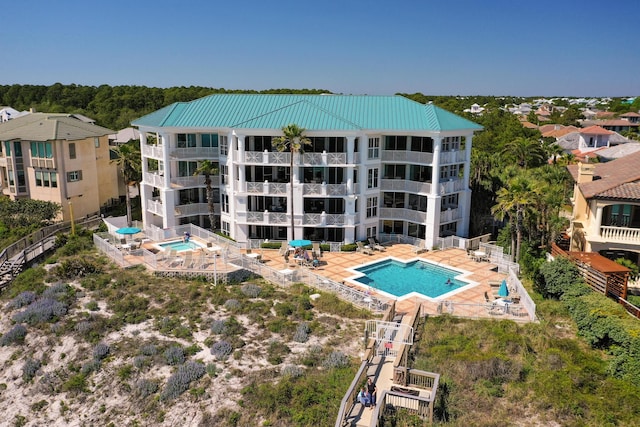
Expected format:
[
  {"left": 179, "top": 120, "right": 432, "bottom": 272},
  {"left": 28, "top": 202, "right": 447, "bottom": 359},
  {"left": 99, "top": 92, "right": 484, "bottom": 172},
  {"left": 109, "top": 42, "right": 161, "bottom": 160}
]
[
  {"left": 340, "top": 243, "right": 357, "bottom": 252},
  {"left": 53, "top": 257, "right": 102, "bottom": 279},
  {"left": 62, "top": 373, "right": 87, "bottom": 393},
  {"left": 260, "top": 242, "right": 282, "bottom": 249}
]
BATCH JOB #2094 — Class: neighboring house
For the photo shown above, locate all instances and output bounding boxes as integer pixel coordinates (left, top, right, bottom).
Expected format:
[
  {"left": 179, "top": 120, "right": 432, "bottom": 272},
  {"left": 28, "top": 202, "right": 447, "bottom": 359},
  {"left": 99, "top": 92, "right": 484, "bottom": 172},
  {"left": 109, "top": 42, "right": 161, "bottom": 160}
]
[
  {"left": 567, "top": 155, "right": 640, "bottom": 265},
  {"left": 0, "top": 113, "right": 119, "bottom": 221},
  {"left": 619, "top": 111, "right": 640, "bottom": 124},
  {"left": 109, "top": 127, "right": 140, "bottom": 145},
  {"left": 463, "top": 103, "right": 485, "bottom": 114},
  {"left": 132, "top": 94, "right": 482, "bottom": 248},
  {"left": 0, "top": 106, "right": 30, "bottom": 123},
  {"left": 595, "top": 142, "right": 640, "bottom": 162},
  {"left": 555, "top": 126, "right": 620, "bottom": 155}
]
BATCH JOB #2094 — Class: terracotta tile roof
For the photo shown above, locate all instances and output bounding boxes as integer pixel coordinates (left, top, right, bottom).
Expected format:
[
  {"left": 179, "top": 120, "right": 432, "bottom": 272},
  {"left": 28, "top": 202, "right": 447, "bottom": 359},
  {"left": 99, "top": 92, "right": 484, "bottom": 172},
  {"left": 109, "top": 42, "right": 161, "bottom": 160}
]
[
  {"left": 591, "top": 119, "right": 638, "bottom": 127},
  {"left": 521, "top": 121, "right": 538, "bottom": 129},
  {"left": 620, "top": 112, "right": 640, "bottom": 118},
  {"left": 580, "top": 125, "right": 614, "bottom": 135},
  {"left": 567, "top": 150, "right": 640, "bottom": 199},
  {"left": 596, "top": 182, "right": 640, "bottom": 200},
  {"left": 595, "top": 111, "right": 616, "bottom": 118},
  {"left": 542, "top": 126, "right": 580, "bottom": 138}
]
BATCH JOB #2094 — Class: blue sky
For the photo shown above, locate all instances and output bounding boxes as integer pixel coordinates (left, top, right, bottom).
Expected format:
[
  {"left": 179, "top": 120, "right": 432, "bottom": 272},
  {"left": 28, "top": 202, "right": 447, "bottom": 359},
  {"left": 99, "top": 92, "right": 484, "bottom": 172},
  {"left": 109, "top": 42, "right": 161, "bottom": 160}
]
[{"left": 1, "top": 0, "right": 639, "bottom": 96}]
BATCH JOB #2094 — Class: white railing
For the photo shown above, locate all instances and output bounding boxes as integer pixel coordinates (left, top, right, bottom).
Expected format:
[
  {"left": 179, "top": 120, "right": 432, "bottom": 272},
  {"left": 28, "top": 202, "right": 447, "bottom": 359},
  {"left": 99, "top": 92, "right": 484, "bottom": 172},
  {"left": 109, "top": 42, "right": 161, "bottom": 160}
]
[
  {"left": 303, "top": 183, "right": 323, "bottom": 195},
  {"left": 242, "top": 182, "right": 288, "bottom": 195},
  {"left": 302, "top": 183, "right": 348, "bottom": 196},
  {"left": 302, "top": 213, "right": 349, "bottom": 226},
  {"left": 439, "top": 150, "right": 466, "bottom": 164},
  {"left": 327, "top": 152, "right": 346, "bottom": 164},
  {"left": 381, "top": 179, "right": 432, "bottom": 194},
  {"left": 302, "top": 153, "right": 323, "bottom": 165},
  {"left": 143, "top": 172, "right": 165, "bottom": 188},
  {"left": 439, "top": 178, "right": 466, "bottom": 194},
  {"left": 382, "top": 150, "right": 434, "bottom": 164},
  {"left": 141, "top": 144, "right": 164, "bottom": 159},
  {"left": 600, "top": 226, "right": 640, "bottom": 243},
  {"left": 170, "top": 147, "right": 218, "bottom": 159},
  {"left": 174, "top": 203, "right": 209, "bottom": 217},
  {"left": 304, "top": 213, "right": 322, "bottom": 225},
  {"left": 146, "top": 198, "right": 163, "bottom": 216},
  {"left": 440, "top": 207, "right": 461, "bottom": 223},
  {"left": 301, "top": 152, "right": 347, "bottom": 165},
  {"left": 379, "top": 208, "right": 427, "bottom": 223},
  {"left": 268, "top": 212, "right": 288, "bottom": 224}
]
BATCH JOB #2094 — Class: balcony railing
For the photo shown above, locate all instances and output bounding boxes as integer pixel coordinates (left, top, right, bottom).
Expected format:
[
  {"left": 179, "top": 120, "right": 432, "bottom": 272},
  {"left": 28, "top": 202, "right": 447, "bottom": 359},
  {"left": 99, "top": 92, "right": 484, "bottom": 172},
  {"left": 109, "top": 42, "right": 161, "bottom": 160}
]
[
  {"left": 243, "top": 151, "right": 290, "bottom": 165},
  {"left": 147, "top": 198, "right": 163, "bottom": 216},
  {"left": 240, "top": 211, "right": 288, "bottom": 225},
  {"left": 174, "top": 203, "right": 210, "bottom": 217},
  {"left": 143, "top": 172, "right": 165, "bottom": 188},
  {"left": 301, "top": 152, "right": 347, "bottom": 165},
  {"left": 439, "top": 178, "right": 466, "bottom": 194},
  {"left": 141, "top": 144, "right": 164, "bottom": 159},
  {"left": 30, "top": 158, "right": 55, "bottom": 169},
  {"left": 171, "top": 175, "right": 220, "bottom": 189},
  {"left": 245, "top": 182, "right": 288, "bottom": 195},
  {"left": 302, "top": 183, "right": 352, "bottom": 196},
  {"left": 382, "top": 151, "right": 434, "bottom": 164},
  {"left": 381, "top": 179, "right": 432, "bottom": 194},
  {"left": 439, "top": 150, "right": 466, "bottom": 164},
  {"left": 600, "top": 226, "right": 640, "bottom": 243},
  {"left": 440, "top": 207, "right": 461, "bottom": 223},
  {"left": 379, "top": 208, "right": 427, "bottom": 223},
  {"left": 170, "top": 147, "right": 218, "bottom": 159}
]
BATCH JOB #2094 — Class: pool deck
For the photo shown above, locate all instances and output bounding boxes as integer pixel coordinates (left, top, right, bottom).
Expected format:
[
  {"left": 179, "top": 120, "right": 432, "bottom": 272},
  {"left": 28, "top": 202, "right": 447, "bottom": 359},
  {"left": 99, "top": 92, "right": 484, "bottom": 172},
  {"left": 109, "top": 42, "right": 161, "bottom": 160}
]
[{"left": 256, "top": 244, "right": 513, "bottom": 318}]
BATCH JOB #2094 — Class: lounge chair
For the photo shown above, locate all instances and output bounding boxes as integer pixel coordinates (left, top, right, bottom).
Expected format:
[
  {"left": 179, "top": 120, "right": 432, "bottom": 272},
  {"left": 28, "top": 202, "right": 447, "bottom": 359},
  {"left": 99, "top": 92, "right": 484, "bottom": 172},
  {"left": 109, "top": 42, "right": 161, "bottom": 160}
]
[
  {"left": 356, "top": 241, "right": 373, "bottom": 255},
  {"left": 312, "top": 242, "right": 322, "bottom": 258},
  {"left": 368, "top": 238, "right": 386, "bottom": 252},
  {"left": 181, "top": 251, "right": 194, "bottom": 268},
  {"left": 193, "top": 252, "right": 206, "bottom": 269}
]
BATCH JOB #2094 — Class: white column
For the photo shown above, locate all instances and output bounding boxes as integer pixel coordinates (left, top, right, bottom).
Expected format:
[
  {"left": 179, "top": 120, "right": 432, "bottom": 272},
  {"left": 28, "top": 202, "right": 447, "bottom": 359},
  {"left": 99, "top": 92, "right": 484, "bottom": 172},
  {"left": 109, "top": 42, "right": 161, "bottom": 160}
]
[
  {"left": 227, "top": 132, "right": 237, "bottom": 238},
  {"left": 595, "top": 204, "right": 604, "bottom": 237},
  {"left": 346, "top": 136, "right": 355, "bottom": 164},
  {"left": 459, "top": 133, "right": 473, "bottom": 237},
  {"left": 431, "top": 136, "right": 442, "bottom": 196},
  {"left": 237, "top": 135, "right": 246, "bottom": 193}
]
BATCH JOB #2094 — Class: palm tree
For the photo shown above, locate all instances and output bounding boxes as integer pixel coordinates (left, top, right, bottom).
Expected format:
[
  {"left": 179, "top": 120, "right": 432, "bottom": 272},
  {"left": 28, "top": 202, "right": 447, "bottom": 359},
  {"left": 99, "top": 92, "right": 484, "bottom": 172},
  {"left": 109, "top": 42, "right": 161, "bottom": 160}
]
[
  {"left": 272, "top": 124, "right": 311, "bottom": 240},
  {"left": 501, "top": 137, "right": 546, "bottom": 169},
  {"left": 111, "top": 141, "right": 141, "bottom": 227},
  {"left": 193, "top": 160, "right": 219, "bottom": 231}
]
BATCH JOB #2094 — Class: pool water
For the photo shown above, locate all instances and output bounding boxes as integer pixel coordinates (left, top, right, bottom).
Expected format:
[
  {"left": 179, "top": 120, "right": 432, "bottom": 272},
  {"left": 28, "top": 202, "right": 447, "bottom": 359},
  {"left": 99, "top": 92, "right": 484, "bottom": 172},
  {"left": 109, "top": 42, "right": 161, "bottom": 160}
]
[
  {"left": 159, "top": 240, "right": 204, "bottom": 252},
  {"left": 352, "top": 259, "right": 467, "bottom": 299}
]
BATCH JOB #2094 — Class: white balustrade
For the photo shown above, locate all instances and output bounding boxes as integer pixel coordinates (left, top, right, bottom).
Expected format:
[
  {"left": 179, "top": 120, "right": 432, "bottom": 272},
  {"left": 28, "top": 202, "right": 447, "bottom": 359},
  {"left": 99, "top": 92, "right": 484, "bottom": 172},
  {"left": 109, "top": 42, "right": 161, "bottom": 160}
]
[
  {"left": 143, "top": 172, "right": 165, "bottom": 188},
  {"left": 174, "top": 203, "right": 209, "bottom": 216},
  {"left": 169, "top": 147, "right": 218, "bottom": 159},
  {"left": 147, "top": 198, "right": 163, "bottom": 216},
  {"left": 600, "top": 226, "right": 640, "bottom": 243},
  {"left": 141, "top": 144, "right": 164, "bottom": 159}
]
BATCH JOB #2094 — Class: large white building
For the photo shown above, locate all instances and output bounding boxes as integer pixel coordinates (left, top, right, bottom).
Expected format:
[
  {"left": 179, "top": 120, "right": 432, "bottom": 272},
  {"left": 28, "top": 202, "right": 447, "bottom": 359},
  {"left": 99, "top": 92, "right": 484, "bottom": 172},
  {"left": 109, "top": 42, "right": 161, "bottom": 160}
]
[{"left": 132, "top": 94, "right": 482, "bottom": 248}]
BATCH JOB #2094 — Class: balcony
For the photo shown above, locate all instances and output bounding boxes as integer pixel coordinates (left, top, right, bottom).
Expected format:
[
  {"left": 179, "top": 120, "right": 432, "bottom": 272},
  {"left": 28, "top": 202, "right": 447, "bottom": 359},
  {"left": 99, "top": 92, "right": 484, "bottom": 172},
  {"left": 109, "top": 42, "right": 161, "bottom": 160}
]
[
  {"left": 175, "top": 203, "right": 210, "bottom": 217},
  {"left": 301, "top": 152, "right": 347, "bottom": 165},
  {"left": 171, "top": 175, "right": 220, "bottom": 189},
  {"left": 382, "top": 151, "right": 434, "bottom": 164},
  {"left": 243, "top": 151, "right": 290, "bottom": 165},
  {"left": 440, "top": 207, "right": 461, "bottom": 223},
  {"left": 379, "top": 208, "right": 427, "bottom": 223},
  {"left": 170, "top": 147, "right": 218, "bottom": 160},
  {"left": 141, "top": 144, "right": 164, "bottom": 159},
  {"left": 439, "top": 178, "right": 466, "bottom": 194},
  {"left": 303, "top": 212, "right": 351, "bottom": 226},
  {"left": 439, "top": 150, "right": 466, "bottom": 164},
  {"left": 381, "top": 179, "right": 432, "bottom": 194},
  {"left": 239, "top": 211, "right": 288, "bottom": 225},
  {"left": 245, "top": 182, "right": 288, "bottom": 195},
  {"left": 147, "top": 198, "right": 163, "bottom": 216},
  {"left": 302, "top": 183, "right": 353, "bottom": 196},
  {"left": 143, "top": 172, "right": 165, "bottom": 188},
  {"left": 599, "top": 226, "right": 640, "bottom": 243}
]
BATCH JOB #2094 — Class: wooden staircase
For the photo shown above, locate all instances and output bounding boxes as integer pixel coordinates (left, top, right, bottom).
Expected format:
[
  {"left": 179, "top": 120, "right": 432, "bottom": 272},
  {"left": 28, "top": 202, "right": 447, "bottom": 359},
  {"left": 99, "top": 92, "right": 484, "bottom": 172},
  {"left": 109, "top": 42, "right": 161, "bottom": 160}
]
[{"left": 0, "top": 253, "right": 25, "bottom": 291}]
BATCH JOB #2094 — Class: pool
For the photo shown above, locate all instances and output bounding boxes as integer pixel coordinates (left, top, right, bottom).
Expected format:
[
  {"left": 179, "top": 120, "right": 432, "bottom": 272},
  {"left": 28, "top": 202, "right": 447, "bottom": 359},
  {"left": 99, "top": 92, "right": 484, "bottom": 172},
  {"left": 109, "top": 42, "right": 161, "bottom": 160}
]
[
  {"left": 347, "top": 257, "right": 477, "bottom": 301},
  {"left": 158, "top": 240, "right": 205, "bottom": 252}
]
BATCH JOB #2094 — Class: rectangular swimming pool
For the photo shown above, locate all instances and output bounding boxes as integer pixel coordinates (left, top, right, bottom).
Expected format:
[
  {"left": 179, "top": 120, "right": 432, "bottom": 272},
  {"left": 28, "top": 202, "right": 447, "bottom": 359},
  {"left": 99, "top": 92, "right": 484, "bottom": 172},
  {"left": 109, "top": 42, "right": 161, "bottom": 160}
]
[
  {"left": 158, "top": 240, "right": 205, "bottom": 252},
  {"left": 348, "top": 258, "right": 476, "bottom": 300}
]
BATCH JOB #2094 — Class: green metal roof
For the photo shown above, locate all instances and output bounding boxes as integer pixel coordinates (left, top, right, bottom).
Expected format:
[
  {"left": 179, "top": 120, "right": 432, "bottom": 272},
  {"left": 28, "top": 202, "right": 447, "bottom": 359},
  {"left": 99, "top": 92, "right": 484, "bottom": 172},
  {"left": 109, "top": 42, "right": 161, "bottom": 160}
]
[{"left": 132, "top": 94, "right": 482, "bottom": 132}]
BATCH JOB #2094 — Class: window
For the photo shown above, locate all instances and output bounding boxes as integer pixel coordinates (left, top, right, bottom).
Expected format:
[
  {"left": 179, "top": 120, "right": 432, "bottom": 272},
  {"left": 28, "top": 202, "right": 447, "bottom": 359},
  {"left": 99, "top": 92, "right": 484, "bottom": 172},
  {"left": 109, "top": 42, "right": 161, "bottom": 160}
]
[
  {"left": 67, "top": 170, "right": 82, "bottom": 182},
  {"left": 178, "top": 161, "right": 198, "bottom": 177},
  {"left": 94, "top": 137, "right": 100, "bottom": 148},
  {"left": 222, "top": 221, "right": 230, "bottom": 236},
  {"left": 69, "top": 143, "right": 76, "bottom": 159},
  {"left": 177, "top": 133, "right": 196, "bottom": 148},
  {"left": 366, "top": 197, "right": 378, "bottom": 218},
  {"left": 201, "top": 134, "right": 219, "bottom": 148},
  {"left": 440, "top": 164, "right": 460, "bottom": 180},
  {"left": 31, "top": 141, "right": 53, "bottom": 158},
  {"left": 220, "top": 135, "right": 229, "bottom": 156},
  {"left": 408, "top": 194, "right": 428, "bottom": 211},
  {"left": 248, "top": 136, "right": 272, "bottom": 152},
  {"left": 410, "top": 136, "right": 433, "bottom": 153},
  {"left": 4, "top": 141, "right": 10, "bottom": 156},
  {"left": 366, "top": 226, "right": 377, "bottom": 239},
  {"left": 383, "top": 192, "right": 405, "bottom": 208},
  {"left": 384, "top": 135, "right": 407, "bottom": 151},
  {"left": 440, "top": 222, "right": 457, "bottom": 236},
  {"left": 383, "top": 164, "right": 406, "bottom": 179},
  {"left": 34, "top": 171, "right": 57, "bottom": 187},
  {"left": 441, "top": 194, "right": 459, "bottom": 209},
  {"left": 442, "top": 136, "right": 460, "bottom": 151},
  {"left": 368, "top": 138, "right": 380, "bottom": 159},
  {"left": 221, "top": 194, "right": 229, "bottom": 213},
  {"left": 367, "top": 168, "right": 379, "bottom": 189}
]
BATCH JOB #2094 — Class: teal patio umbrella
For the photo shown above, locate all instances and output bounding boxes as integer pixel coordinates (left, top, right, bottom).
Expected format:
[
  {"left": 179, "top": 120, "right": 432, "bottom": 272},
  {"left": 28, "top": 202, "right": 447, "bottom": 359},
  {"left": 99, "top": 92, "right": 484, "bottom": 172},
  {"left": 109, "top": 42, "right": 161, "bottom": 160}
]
[
  {"left": 289, "top": 239, "right": 312, "bottom": 248},
  {"left": 498, "top": 279, "right": 509, "bottom": 298}
]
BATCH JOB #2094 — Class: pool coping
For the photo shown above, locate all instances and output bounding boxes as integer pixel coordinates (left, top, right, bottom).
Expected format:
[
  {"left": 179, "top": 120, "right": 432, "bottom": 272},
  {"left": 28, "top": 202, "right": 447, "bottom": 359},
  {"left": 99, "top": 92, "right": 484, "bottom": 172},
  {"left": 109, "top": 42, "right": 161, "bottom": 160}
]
[
  {"left": 154, "top": 238, "right": 207, "bottom": 252},
  {"left": 344, "top": 256, "right": 480, "bottom": 302}
]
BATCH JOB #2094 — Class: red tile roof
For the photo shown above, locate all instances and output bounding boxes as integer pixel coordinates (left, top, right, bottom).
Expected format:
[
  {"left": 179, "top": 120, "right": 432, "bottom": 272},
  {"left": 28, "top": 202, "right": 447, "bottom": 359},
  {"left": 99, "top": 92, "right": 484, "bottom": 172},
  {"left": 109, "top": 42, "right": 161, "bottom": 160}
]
[
  {"left": 580, "top": 125, "right": 614, "bottom": 135},
  {"left": 620, "top": 112, "right": 640, "bottom": 118},
  {"left": 567, "top": 150, "right": 640, "bottom": 199}
]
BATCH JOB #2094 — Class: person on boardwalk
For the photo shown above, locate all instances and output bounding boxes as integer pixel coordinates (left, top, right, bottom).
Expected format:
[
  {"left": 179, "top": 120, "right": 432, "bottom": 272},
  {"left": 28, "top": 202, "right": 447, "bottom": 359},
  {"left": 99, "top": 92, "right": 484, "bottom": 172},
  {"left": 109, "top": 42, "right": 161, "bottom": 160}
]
[
  {"left": 367, "top": 377, "right": 377, "bottom": 408},
  {"left": 357, "top": 386, "right": 371, "bottom": 407}
]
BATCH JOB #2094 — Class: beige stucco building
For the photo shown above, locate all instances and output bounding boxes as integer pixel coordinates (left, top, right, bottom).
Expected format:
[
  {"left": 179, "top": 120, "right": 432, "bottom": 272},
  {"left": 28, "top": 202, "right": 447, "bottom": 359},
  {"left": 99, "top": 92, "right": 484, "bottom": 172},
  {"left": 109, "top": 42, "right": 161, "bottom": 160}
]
[
  {"left": 567, "top": 153, "right": 640, "bottom": 265},
  {"left": 0, "top": 113, "right": 120, "bottom": 221}
]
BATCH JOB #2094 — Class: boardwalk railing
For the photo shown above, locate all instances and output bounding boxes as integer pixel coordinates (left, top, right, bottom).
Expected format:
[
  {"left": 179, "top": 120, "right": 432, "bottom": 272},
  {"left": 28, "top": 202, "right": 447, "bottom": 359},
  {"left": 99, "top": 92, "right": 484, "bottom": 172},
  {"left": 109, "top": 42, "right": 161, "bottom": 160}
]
[{"left": 372, "top": 388, "right": 438, "bottom": 426}]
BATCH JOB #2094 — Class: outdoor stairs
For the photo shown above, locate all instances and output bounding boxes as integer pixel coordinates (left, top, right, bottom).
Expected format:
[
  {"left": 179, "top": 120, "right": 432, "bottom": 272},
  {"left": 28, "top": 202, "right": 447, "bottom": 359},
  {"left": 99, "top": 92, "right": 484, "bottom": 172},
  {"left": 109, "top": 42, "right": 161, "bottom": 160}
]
[{"left": 0, "top": 254, "right": 25, "bottom": 291}]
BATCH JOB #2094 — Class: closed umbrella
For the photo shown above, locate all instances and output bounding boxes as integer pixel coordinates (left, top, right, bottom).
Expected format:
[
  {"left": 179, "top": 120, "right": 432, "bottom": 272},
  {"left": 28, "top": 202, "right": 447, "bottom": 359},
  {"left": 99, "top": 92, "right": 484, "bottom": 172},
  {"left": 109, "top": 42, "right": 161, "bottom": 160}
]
[
  {"left": 289, "top": 239, "right": 312, "bottom": 248},
  {"left": 498, "top": 279, "right": 509, "bottom": 298}
]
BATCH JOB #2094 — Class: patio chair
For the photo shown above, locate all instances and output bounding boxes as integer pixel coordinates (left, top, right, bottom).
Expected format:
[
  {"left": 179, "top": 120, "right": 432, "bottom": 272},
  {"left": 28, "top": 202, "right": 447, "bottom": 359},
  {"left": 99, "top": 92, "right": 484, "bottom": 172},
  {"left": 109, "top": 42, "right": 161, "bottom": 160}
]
[
  {"left": 312, "top": 242, "right": 322, "bottom": 258},
  {"left": 356, "top": 241, "right": 373, "bottom": 255},
  {"left": 368, "top": 238, "right": 386, "bottom": 252},
  {"left": 162, "top": 248, "right": 177, "bottom": 262},
  {"left": 193, "top": 252, "right": 206, "bottom": 269},
  {"left": 181, "top": 251, "right": 194, "bottom": 269}
]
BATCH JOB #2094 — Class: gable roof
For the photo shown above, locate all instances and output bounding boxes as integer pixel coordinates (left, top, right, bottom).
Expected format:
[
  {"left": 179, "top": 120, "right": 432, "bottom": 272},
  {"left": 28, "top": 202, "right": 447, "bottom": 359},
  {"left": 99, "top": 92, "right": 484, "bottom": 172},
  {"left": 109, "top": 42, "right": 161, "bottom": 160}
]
[
  {"left": 620, "top": 112, "right": 640, "bottom": 118},
  {"left": 568, "top": 150, "right": 640, "bottom": 200},
  {"left": 132, "top": 94, "right": 482, "bottom": 132},
  {"left": 0, "top": 113, "right": 114, "bottom": 141},
  {"left": 580, "top": 125, "right": 614, "bottom": 135}
]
